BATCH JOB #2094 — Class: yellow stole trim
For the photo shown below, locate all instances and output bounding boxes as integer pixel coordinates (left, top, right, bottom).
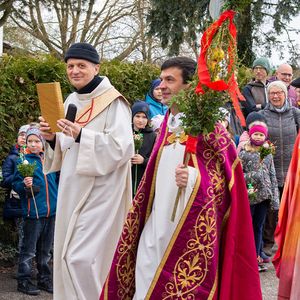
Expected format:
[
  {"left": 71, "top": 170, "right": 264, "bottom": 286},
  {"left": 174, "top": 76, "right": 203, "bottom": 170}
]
[
  {"left": 145, "top": 125, "right": 169, "bottom": 221},
  {"left": 103, "top": 278, "right": 108, "bottom": 300},
  {"left": 76, "top": 87, "right": 128, "bottom": 127},
  {"left": 228, "top": 157, "right": 240, "bottom": 191},
  {"left": 146, "top": 153, "right": 201, "bottom": 298},
  {"left": 208, "top": 156, "right": 239, "bottom": 300}
]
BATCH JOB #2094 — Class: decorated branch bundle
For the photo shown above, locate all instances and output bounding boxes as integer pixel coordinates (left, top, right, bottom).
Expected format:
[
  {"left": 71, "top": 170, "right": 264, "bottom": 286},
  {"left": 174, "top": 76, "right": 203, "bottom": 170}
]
[
  {"left": 17, "top": 160, "right": 37, "bottom": 178},
  {"left": 17, "top": 147, "right": 40, "bottom": 218},
  {"left": 172, "top": 10, "right": 246, "bottom": 136},
  {"left": 171, "top": 8, "right": 247, "bottom": 221}
]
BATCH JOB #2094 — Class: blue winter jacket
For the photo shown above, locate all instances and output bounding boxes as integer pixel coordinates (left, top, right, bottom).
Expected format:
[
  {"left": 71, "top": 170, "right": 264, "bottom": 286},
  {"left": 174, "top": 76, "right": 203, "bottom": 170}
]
[
  {"left": 145, "top": 94, "right": 168, "bottom": 119},
  {"left": 1, "top": 145, "right": 19, "bottom": 189},
  {"left": 12, "top": 153, "right": 58, "bottom": 219}
]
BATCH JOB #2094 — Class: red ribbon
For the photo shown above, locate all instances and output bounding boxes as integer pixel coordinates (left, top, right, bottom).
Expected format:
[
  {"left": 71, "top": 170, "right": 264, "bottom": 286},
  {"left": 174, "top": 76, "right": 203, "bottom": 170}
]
[
  {"left": 186, "top": 135, "right": 198, "bottom": 154},
  {"left": 195, "top": 10, "right": 246, "bottom": 127}
]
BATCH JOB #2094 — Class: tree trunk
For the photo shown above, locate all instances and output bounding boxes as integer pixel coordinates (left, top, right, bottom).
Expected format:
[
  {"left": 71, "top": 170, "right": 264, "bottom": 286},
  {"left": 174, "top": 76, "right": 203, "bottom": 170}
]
[{"left": 236, "top": 4, "right": 255, "bottom": 66}]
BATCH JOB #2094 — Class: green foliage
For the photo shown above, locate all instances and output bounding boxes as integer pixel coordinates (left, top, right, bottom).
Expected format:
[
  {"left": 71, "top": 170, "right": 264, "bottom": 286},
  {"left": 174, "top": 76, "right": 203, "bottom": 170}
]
[
  {"left": 222, "top": 0, "right": 252, "bottom": 12},
  {"left": 100, "top": 60, "right": 160, "bottom": 102},
  {"left": 170, "top": 79, "right": 229, "bottom": 136},
  {"left": 259, "top": 140, "right": 276, "bottom": 161},
  {"left": 0, "top": 55, "right": 160, "bottom": 163},
  {"left": 0, "top": 242, "right": 18, "bottom": 266},
  {"left": 17, "top": 161, "right": 37, "bottom": 178},
  {"left": 148, "top": 0, "right": 210, "bottom": 55},
  {"left": 148, "top": 0, "right": 300, "bottom": 64},
  {"left": 0, "top": 55, "right": 71, "bottom": 163},
  {"left": 237, "top": 64, "right": 253, "bottom": 87}
]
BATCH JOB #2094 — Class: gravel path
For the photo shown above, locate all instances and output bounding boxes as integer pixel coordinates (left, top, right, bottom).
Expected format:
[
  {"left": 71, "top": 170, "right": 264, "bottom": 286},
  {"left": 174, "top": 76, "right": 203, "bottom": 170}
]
[
  {"left": 260, "top": 260, "right": 279, "bottom": 300},
  {"left": 0, "top": 261, "right": 278, "bottom": 299}
]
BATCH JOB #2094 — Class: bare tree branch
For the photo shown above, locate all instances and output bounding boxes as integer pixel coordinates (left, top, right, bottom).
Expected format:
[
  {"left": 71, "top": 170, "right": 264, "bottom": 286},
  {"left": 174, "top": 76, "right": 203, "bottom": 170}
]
[
  {"left": 0, "top": 0, "right": 14, "bottom": 26},
  {"left": 6, "top": 0, "right": 167, "bottom": 62}
]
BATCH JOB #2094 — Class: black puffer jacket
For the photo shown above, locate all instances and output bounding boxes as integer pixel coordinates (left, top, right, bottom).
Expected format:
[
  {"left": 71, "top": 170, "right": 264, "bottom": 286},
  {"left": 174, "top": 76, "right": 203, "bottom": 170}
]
[
  {"left": 260, "top": 102, "right": 300, "bottom": 187},
  {"left": 132, "top": 127, "right": 156, "bottom": 195}
]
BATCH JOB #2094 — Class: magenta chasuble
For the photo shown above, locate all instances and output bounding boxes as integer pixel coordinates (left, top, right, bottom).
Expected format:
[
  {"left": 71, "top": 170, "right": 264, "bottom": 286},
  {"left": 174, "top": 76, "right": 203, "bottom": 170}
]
[{"left": 100, "top": 114, "right": 262, "bottom": 300}]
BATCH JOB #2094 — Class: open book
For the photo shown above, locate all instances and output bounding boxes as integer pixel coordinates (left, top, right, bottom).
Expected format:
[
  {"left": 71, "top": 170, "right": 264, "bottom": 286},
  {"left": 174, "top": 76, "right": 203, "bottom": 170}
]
[{"left": 36, "top": 82, "right": 65, "bottom": 132}]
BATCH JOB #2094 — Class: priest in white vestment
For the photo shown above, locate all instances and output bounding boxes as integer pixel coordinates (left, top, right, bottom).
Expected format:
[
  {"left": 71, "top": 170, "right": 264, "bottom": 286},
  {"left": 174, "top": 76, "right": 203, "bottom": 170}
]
[
  {"left": 39, "top": 43, "right": 134, "bottom": 300},
  {"left": 134, "top": 112, "right": 198, "bottom": 299}
]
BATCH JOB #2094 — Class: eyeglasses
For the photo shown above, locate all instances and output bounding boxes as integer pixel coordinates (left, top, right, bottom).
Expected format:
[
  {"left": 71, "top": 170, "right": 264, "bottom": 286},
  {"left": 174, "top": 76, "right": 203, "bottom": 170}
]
[
  {"left": 253, "top": 66, "right": 265, "bottom": 71},
  {"left": 280, "top": 73, "right": 293, "bottom": 77},
  {"left": 269, "top": 91, "right": 285, "bottom": 97}
]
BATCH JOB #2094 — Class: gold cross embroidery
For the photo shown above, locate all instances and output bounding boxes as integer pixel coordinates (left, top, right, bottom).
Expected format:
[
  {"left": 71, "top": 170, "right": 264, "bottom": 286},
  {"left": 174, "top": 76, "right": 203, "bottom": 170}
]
[{"left": 166, "top": 131, "right": 188, "bottom": 148}]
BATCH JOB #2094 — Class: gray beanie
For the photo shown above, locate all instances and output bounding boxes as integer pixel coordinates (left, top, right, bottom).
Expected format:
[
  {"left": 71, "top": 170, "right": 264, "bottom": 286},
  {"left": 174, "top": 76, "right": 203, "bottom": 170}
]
[
  {"left": 26, "top": 127, "right": 45, "bottom": 147},
  {"left": 267, "top": 80, "right": 288, "bottom": 99},
  {"left": 252, "top": 57, "right": 271, "bottom": 73},
  {"left": 64, "top": 43, "right": 99, "bottom": 64}
]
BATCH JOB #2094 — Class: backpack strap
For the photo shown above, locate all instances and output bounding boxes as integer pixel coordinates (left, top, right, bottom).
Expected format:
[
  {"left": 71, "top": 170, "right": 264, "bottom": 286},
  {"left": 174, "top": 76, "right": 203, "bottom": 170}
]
[{"left": 292, "top": 107, "right": 299, "bottom": 133}]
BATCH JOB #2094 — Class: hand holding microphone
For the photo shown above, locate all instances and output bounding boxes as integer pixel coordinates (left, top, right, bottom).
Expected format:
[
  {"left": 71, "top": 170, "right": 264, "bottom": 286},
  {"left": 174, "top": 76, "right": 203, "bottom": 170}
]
[{"left": 57, "top": 104, "right": 81, "bottom": 139}]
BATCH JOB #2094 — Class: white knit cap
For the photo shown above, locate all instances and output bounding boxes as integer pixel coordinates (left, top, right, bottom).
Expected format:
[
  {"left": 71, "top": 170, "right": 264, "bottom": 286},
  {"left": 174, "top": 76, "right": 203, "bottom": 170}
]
[{"left": 18, "top": 124, "right": 30, "bottom": 135}]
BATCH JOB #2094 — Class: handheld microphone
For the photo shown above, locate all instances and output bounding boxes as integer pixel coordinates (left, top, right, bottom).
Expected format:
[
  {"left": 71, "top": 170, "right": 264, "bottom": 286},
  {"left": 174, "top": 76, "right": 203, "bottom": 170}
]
[{"left": 65, "top": 104, "right": 77, "bottom": 123}]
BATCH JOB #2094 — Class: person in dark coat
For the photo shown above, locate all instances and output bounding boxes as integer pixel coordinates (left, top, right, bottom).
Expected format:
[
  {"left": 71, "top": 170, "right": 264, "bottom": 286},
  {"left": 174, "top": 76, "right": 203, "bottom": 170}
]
[
  {"left": 131, "top": 101, "right": 156, "bottom": 196},
  {"left": 242, "top": 57, "right": 271, "bottom": 117}
]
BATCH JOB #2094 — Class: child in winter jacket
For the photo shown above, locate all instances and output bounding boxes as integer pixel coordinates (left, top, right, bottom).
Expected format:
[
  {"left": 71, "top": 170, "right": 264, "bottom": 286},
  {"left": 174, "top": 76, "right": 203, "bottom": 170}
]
[
  {"left": 237, "top": 111, "right": 267, "bottom": 154},
  {"left": 145, "top": 79, "right": 168, "bottom": 119},
  {"left": 131, "top": 101, "right": 156, "bottom": 196},
  {"left": 1, "top": 125, "right": 30, "bottom": 218},
  {"left": 238, "top": 123, "right": 279, "bottom": 272},
  {"left": 1, "top": 124, "right": 30, "bottom": 255},
  {"left": 12, "top": 127, "right": 58, "bottom": 296}
]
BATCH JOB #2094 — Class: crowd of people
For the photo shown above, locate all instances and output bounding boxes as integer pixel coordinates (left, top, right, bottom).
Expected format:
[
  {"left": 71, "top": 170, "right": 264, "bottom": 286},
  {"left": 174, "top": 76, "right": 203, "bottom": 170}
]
[{"left": 1, "top": 45, "right": 300, "bottom": 300}]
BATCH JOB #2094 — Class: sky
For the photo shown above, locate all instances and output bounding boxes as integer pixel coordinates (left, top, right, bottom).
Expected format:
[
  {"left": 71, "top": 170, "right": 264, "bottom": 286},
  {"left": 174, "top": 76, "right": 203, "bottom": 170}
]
[{"left": 262, "top": 14, "right": 300, "bottom": 68}]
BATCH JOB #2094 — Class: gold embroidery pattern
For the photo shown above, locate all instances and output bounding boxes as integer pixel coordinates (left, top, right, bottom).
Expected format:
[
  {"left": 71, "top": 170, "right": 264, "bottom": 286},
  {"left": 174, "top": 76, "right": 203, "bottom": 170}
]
[
  {"left": 115, "top": 191, "right": 144, "bottom": 299},
  {"left": 114, "top": 126, "right": 168, "bottom": 299},
  {"left": 161, "top": 125, "right": 231, "bottom": 299}
]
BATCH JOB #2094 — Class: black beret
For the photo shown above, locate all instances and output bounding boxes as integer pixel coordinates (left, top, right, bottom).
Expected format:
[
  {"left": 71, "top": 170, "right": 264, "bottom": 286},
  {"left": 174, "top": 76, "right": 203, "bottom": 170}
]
[
  {"left": 291, "top": 77, "right": 300, "bottom": 88},
  {"left": 64, "top": 43, "right": 99, "bottom": 64},
  {"left": 246, "top": 112, "right": 267, "bottom": 129}
]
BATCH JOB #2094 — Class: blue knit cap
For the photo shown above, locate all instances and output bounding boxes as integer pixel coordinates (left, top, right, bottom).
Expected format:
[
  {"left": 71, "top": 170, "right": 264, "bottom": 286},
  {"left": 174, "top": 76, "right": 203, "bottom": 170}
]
[
  {"left": 148, "top": 79, "right": 161, "bottom": 99},
  {"left": 132, "top": 101, "right": 150, "bottom": 119}
]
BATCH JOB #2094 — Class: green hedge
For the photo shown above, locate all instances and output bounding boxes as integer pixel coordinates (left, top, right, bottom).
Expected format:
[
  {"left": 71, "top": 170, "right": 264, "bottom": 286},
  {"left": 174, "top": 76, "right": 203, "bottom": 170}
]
[{"left": 0, "top": 55, "right": 160, "bottom": 162}]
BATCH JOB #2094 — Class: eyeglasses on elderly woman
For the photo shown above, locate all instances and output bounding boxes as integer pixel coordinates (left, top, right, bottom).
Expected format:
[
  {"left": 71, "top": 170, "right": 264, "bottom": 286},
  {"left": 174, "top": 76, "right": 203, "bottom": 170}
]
[{"left": 268, "top": 91, "right": 285, "bottom": 97}]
